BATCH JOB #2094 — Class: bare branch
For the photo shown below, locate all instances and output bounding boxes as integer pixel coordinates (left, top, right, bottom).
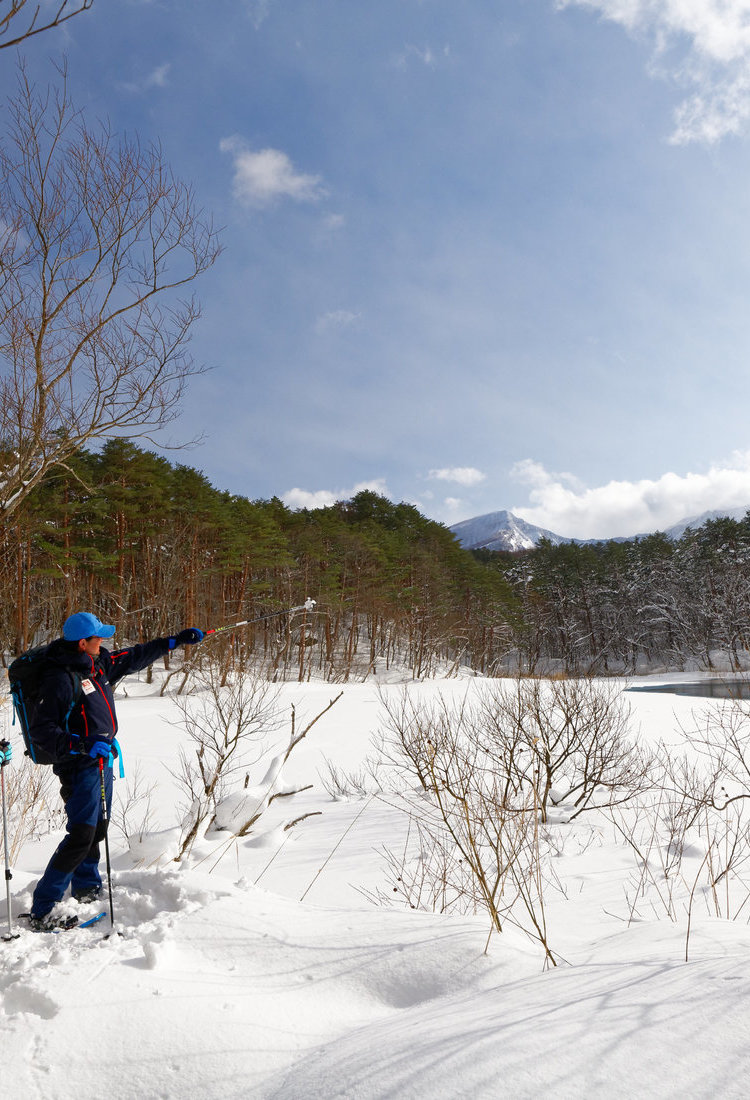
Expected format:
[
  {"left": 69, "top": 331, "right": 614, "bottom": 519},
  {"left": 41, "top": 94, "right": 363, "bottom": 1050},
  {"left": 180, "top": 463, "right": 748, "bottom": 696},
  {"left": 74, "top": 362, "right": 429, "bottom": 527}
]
[{"left": 0, "top": 1, "right": 94, "bottom": 51}]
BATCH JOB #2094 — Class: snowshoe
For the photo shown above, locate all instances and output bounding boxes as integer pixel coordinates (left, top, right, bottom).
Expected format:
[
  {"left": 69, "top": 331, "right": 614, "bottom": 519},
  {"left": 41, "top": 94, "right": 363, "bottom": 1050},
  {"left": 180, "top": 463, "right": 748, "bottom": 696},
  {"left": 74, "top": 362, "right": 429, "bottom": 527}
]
[{"left": 21, "top": 912, "right": 79, "bottom": 933}]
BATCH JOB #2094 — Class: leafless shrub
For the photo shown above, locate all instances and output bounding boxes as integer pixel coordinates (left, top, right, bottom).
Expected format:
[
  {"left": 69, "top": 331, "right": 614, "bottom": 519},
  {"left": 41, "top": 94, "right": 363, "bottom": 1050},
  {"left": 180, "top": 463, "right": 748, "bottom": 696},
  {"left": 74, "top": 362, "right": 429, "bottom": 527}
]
[
  {"left": 226, "top": 692, "right": 342, "bottom": 838},
  {"left": 374, "top": 686, "right": 448, "bottom": 791},
  {"left": 318, "top": 756, "right": 375, "bottom": 801},
  {"left": 477, "top": 677, "right": 655, "bottom": 822},
  {"left": 430, "top": 745, "right": 554, "bottom": 959},
  {"left": 677, "top": 700, "right": 750, "bottom": 819},
  {"left": 358, "top": 813, "right": 478, "bottom": 915},
  {"left": 372, "top": 678, "right": 652, "bottom": 962},
  {"left": 170, "top": 662, "right": 281, "bottom": 859},
  {"left": 605, "top": 731, "right": 750, "bottom": 940},
  {"left": 375, "top": 684, "right": 557, "bottom": 963},
  {"left": 658, "top": 749, "right": 709, "bottom": 876},
  {"left": 0, "top": 754, "right": 64, "bottom": 862},
  {"left": 609, "top": 795, "right": 687, "bottom": 923},
  {"left": 171, "top": 662, "right": 342, "bottom": 859},
  {"left": 111, "top": 763, "right": 158, "bottom": 846},
  {"left": 662, "top": 702, "right": 750, "bottom": 920}
]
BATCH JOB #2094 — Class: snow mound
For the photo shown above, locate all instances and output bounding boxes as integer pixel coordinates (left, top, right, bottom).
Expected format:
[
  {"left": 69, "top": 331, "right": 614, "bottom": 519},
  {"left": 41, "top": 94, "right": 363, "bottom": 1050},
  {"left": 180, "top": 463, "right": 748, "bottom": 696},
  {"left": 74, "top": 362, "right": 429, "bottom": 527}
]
[{"left": 271, "top": 951, "right": 750, "bottom": 1099}]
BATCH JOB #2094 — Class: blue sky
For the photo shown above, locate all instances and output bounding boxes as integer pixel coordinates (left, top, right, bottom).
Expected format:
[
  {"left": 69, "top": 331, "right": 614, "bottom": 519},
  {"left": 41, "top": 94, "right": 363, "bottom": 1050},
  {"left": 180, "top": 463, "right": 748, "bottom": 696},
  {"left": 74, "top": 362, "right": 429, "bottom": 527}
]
[{"left": 6, "top": 0, "right": 750, "bottom": 538}]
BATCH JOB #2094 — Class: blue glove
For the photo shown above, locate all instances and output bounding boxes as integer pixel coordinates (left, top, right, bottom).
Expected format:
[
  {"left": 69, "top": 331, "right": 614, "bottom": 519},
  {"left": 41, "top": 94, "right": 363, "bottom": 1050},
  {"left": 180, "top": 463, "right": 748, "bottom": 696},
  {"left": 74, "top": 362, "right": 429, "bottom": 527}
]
[
  {"left": 169, "top": 628, "right": 204, "bottom": 649},
  {"left": 0, "top": 741, "right": 11, "bottom": 765},
  {"left": 88, "top": 740, "right": 111, "bottom": 761}
]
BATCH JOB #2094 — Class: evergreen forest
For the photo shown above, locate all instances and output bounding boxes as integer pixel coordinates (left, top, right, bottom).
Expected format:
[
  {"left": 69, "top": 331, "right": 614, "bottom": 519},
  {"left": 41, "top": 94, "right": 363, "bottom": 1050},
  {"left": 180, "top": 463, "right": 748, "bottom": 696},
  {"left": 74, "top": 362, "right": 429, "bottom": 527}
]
[{"left": 4, "top": 439, "right": 750, "bottom": 680}]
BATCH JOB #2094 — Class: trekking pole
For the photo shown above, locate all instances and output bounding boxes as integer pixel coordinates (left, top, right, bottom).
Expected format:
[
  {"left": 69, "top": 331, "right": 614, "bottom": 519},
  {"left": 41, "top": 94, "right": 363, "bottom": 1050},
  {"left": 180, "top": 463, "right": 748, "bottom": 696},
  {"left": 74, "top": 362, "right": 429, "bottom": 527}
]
[
  {"left": 0, "top": 741, "right": 19, "bottom": 941},
  {"left": 203, "top": 598, "right": 317, "bottom": 639},
  {"left": 98, "top": 758, "right": 116, "bottom": 934}
]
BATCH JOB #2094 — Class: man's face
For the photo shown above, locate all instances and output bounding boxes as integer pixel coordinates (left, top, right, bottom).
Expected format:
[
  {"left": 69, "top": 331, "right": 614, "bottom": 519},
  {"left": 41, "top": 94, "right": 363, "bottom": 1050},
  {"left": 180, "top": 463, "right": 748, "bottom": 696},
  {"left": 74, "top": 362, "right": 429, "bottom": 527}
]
[{"left": 78, "top": 635, "right": 105, "bottom": 657}]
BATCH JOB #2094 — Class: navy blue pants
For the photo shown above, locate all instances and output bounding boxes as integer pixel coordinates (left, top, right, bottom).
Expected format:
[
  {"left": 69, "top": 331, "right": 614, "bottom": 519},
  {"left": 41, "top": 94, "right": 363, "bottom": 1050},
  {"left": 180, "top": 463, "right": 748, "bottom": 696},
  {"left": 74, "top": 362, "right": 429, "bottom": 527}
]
[{"left": 32, "top": 761, "right": 112, "bottom": 918}]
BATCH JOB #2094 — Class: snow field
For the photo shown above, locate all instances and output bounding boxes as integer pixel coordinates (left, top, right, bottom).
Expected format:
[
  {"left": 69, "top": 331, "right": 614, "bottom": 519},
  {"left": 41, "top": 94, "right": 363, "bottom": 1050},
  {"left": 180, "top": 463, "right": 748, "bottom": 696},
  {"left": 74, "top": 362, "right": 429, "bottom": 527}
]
[{"left": 1, "top": 673, "right": 750, "bottom": 1098}]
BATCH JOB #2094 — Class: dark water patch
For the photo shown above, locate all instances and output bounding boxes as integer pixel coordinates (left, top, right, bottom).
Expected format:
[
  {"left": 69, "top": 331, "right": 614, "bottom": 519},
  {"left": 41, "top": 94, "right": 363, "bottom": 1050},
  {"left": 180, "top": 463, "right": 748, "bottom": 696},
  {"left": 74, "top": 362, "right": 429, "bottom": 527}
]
[{"left": 626, "top": 679, "right": 750, "bottom": 700}]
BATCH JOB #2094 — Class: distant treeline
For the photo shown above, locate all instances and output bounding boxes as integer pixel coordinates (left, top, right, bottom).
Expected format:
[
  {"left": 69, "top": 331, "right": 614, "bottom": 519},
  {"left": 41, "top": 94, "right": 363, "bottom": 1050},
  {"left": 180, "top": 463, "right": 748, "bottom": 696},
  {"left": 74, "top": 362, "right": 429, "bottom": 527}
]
[
  {"left": 1, "top": 440, "right": 514, "bottom": 679},
  {"left": 478, "top": 515, "right": 750, "bottom": 674},
  {"left": 4, "top": 439, "right": 749, "bottom": 678}
]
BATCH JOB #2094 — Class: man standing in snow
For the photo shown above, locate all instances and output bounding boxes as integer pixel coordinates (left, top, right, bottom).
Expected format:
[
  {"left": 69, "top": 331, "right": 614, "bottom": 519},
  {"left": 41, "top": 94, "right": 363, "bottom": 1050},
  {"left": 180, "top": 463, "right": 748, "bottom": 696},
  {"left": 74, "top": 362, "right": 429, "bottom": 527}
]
[{"left": 27, "top": 611, "right": 203, "bottom": 930}]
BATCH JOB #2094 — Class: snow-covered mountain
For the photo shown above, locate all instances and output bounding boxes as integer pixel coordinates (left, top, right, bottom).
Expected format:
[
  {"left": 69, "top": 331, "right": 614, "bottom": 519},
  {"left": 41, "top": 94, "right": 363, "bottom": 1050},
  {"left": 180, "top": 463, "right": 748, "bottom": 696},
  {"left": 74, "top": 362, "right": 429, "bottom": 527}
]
[
  {"left": 449, "top": 510, "right": 569, "bottom": 552},
  {"left": 663, "top": 507, "right": 750, "bottom": 540},
  {"left": 451, "top": 505, "right": 750, "bottom": 551}
]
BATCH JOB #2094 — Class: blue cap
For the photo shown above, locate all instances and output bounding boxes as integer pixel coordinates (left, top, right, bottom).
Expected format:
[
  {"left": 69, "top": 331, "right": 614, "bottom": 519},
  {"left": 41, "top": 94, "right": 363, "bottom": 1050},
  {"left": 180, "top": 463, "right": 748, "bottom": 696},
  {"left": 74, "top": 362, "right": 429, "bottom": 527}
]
[{"left": 63, "top": 612, "right": 116, "bottom": 641}]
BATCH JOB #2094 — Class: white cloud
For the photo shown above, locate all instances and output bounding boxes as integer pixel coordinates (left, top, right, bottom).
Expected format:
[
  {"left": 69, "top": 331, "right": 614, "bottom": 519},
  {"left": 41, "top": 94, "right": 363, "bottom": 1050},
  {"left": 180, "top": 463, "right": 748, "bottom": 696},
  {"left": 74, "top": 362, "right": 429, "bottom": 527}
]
[
  {"left": 0, "top": 218, "right": 28, "bottom": 254},
  {"left": 511, "top": 458, "right": 586, "bottom": 494},
  {"left": 220, "top": 137, "right": 326, "bottom": 207},
  {"left": 512, "top": 453, "right": 750, "bottom": 539},
  {"left": 428, "top": 467, "right": 486, "bottom": 487},
  {"left": 119, "top": 63, "right": 171, "bottom": 95},
  {"left": 558, "top": 0, "right": 750, "bottom": 142},
  {"left": 322, "top": 213, "right": 346, "bottom": 232},
  {"left": 146, "top": 64, "right": 171, "bottom": 89},
  {"left": 245, "top": 0, "right": 273, "bottom": 28},
  {"left": 393, "top": 44, "right": 450, "bottom": 69},
  {"left": 314, "top": 310, "right": 362, "bottom": 335},
  {"left": 283, "top": 479, "right": 390, "bottom": 511}
]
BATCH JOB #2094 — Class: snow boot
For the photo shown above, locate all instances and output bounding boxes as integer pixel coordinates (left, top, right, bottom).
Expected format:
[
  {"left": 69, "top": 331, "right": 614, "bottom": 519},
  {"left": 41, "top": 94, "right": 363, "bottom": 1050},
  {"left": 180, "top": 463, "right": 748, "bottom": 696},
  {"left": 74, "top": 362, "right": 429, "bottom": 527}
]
[
  {"left": 72, "top": 887, "right": 101, "bottom": 904},
  {"left": 22, "top": 912, "right": 79, "bottom": 932}
]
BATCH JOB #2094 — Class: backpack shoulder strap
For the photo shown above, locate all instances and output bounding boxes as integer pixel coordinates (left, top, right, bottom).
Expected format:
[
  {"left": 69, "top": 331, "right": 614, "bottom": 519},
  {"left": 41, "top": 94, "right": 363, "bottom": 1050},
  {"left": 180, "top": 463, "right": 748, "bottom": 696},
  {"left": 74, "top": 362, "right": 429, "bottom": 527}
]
[
  {"left": 66, "top": 668, "right": 82, "bottom": 696},
  {"left": 61, "top": 669, "right": 83, "bottom": 732}
]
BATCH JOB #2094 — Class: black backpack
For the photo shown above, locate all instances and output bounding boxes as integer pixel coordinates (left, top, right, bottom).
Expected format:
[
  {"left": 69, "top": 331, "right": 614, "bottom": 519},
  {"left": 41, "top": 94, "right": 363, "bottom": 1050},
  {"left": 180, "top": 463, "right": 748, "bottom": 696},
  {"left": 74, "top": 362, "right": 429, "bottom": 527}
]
[{"left": 8, "top": 645, "right": 82, "bottom": 764}]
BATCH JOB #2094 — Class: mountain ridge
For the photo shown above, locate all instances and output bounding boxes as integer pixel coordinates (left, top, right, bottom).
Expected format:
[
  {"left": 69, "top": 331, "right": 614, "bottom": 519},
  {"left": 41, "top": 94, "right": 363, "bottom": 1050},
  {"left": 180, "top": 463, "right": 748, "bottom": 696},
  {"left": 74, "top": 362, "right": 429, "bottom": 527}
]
[{"left": 450, "top": 506, "right": 750, "bottom": 552}]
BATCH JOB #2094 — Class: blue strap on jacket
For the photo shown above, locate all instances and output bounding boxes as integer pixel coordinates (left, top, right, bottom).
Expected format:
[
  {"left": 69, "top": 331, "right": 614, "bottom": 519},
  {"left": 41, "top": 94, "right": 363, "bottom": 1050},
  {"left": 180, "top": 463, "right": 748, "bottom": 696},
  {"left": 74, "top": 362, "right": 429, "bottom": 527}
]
[
  {"left": 112, "top": 737, "right": 125, "bottom": 779},
  {"left": 87, "top": 737, "right": 124, "bottom": 778}
]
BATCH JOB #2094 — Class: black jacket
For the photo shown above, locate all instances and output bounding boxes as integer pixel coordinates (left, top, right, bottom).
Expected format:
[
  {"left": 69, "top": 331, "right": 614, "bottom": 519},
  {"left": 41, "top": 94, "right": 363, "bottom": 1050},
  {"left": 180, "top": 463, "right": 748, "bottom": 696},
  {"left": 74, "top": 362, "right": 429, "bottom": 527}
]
[{"left": 33, "top": 637, "right": 172, "bottom": 762}]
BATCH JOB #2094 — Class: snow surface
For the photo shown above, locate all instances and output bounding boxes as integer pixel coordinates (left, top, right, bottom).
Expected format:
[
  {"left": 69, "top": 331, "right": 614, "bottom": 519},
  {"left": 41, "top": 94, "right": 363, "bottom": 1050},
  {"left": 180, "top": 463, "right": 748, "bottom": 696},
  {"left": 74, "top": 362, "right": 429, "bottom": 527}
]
[{"left": 1, "top": 672, "right": 749, "bottom": 1099}]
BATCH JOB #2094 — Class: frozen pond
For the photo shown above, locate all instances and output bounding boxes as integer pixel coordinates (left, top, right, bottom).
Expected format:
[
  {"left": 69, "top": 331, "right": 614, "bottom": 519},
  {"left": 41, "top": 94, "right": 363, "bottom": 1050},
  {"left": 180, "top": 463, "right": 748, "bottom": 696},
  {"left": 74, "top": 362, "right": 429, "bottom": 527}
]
[{"left": 626, "top": 678, "right": 750, "bottom": 700}]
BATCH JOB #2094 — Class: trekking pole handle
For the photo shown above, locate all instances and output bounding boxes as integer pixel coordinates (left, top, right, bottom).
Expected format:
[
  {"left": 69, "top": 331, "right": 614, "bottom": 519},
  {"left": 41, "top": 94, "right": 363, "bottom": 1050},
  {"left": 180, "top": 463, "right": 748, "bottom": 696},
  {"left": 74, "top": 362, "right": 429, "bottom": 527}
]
[{"left": 0, "top": 739, "right": 9, "bottom": 768}]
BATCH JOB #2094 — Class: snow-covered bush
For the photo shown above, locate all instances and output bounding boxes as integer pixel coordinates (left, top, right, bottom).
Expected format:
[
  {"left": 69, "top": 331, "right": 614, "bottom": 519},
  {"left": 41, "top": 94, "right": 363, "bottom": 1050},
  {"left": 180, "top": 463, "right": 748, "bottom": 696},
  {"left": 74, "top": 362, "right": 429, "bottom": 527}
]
[
  {"left": 171, "top": 662, "right": 282, "bottom": 859},
  {"left": 476, "top": 677, "right": 656, "bottom": 822},
  {"left": 171, "top": 662, "right": 342, "bottom": 859},
  {"left": 0, "top": 701, "right": 64, "bottom": 861},
  {"left": 373, "top": 678, "right": 655, "bottom": 964},
  {"left": 378, "top": 678, "right": 653, "bottom": 822}
]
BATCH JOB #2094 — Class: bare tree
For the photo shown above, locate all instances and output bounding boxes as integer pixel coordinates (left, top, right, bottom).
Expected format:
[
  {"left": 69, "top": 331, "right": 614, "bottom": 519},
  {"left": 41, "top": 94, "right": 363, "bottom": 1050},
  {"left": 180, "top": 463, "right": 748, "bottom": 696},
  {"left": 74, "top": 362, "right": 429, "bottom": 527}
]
[
  {"left": 0, "top": 62, "right": 221, "bottom": 516},
  {"left": 0, "top": 0, "right": 93, "bottom": 50}
]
